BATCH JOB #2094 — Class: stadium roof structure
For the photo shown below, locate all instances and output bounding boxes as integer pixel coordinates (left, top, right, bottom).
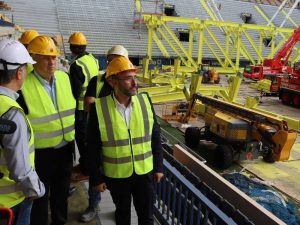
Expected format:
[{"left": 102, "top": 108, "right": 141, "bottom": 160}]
[{"left": 1, "top": 0, "right": 300, "bottom": 59}]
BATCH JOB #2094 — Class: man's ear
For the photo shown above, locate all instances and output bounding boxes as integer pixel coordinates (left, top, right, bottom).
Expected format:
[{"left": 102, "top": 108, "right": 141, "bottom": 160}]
[
  {"left": 15, "top": 66, "right": 24, "bottom": 80},
  {"left": 106, "top": 77, "right": 115, "bottom": 88}
]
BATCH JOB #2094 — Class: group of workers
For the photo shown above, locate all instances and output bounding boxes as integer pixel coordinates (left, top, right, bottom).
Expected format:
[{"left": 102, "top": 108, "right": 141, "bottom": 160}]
[{"left": 0, "top": 29, "right": 164, "bottom": 225}]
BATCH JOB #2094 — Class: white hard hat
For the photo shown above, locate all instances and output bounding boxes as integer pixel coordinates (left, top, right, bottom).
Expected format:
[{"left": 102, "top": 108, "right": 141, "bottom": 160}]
[
  {"left": 107, "top": 45, "right": 128, "bottom": 58},
  {"left": 0, "top": 39, "right": 36, "bottom": 70}
]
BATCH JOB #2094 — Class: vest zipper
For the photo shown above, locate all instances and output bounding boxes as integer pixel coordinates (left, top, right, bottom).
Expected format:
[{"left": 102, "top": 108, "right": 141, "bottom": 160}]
[{"left": 128, "top": 129, "right": 135, "bottom": 172}]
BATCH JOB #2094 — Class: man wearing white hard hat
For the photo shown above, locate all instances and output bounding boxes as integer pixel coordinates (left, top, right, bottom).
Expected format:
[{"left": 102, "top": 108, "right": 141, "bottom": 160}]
[
  {"left": 84, "top": 45, "right": 129, "bottom": 111},
  {"left": 0, "top": 39, "right": 45, "bottom": 225}
]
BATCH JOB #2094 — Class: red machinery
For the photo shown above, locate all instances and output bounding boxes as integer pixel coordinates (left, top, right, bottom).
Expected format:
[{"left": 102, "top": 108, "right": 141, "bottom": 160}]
[
  {"left": 279, "top": 67, "right": 300, "bottom": 107},
  {"left": 243, "top": 26, "right": 300, "bottom": 81}
]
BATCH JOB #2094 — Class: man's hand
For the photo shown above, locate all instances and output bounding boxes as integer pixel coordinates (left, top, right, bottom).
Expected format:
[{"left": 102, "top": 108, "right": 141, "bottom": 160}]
[
  {"left": 84, "top": 96, "right": 96, "bottom": 112},
  {"left": 93, "top": 183, "right": 107, "bottom": 192},
  {"left": 154, "top": 172, "right": 164, "bottom": 183}
]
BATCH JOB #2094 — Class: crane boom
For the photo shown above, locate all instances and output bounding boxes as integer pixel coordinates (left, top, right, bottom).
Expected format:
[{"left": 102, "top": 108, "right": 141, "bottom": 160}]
[{"left": 273, "top": 26, "right": 300, "bottom": 66}]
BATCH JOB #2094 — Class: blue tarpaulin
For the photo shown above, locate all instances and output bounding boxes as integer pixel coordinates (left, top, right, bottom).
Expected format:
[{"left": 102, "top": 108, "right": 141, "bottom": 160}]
[{"left": 223, "top": 172, "right": 300, "bottom": 225}]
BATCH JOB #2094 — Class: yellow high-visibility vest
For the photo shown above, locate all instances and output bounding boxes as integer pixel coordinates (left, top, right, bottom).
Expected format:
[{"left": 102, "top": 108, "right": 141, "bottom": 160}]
[
  {"left": 95, "top": 93, "right": 154, "bottom": 178},
  {"left": 22, "top": 71, "right": 75, "bottom": 148},
  {"left": 73, "top": 54, "right": 99, "bottom": 110},
  {"left": 0, "top": 95, "right": 34, "bottom": 208},
  {"left": 96, "top": 75, "right": 104, "bottom": 97}
]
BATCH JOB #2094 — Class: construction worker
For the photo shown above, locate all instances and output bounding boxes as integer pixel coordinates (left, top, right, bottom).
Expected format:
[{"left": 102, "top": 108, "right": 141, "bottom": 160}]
[
  {"left": 68, "top": 31, "right": 99, "bottom": 182},
  {"left": 19, "top": 30, "right": 39, "bottom": 48},
  {"left": 86, "top": 56, "right": 164, "bottom": 225},
  {"left": 17, "top": 35, "right": 76, "bottom": 225},
  {"left": 19, "top": 29, "right": 40, "bottom": 74},
  {"left": 0, "top": 39, "right": 45, "bottom": 225},
  {"left": 84, "top": 45, "right": 128, "bottom": 111},
  {"left": 78, "top": 45, "right": 128, "bottom": 223}
]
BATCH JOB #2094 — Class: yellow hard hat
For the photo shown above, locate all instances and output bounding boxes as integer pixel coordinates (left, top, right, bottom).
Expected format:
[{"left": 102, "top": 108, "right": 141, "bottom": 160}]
[
  {"left": 19, "top": 30, "right": 39, "bottom": 45},
  {"left": 68, "top": 32, "right": 87, "bottom": 45},
  {"left": 106, "top": 56, "right": 136, "bottom": 78},
  {"left": 27, "top": 35, "right": 59, "bottom": 56}
]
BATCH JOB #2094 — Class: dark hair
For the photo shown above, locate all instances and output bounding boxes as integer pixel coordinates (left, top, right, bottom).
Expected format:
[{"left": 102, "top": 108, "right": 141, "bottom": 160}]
[
  {"left": 70, "top": 44, "right": 86, "bottom": 55},
  {"left": 0, "top": 68, "right": 19, "bottom": 85}
]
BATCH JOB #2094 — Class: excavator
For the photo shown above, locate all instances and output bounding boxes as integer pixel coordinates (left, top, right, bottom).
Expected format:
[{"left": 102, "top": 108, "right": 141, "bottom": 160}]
[
  {"left": 182, "top": 94, "right": 297, "bottom": 168},
  {"left": 243, "top": 26, "right": 300, "bottom": 82}
]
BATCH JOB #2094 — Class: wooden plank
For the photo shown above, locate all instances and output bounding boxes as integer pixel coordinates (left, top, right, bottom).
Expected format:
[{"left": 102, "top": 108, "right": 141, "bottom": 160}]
[{"left": 172, "top": 144, "right": 286, "bottom": 225}]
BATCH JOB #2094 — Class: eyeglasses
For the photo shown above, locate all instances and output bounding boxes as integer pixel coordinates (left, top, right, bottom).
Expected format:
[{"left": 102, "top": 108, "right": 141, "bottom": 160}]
[{"left": 114, "top": 76, "right": 138, "bottom": 82}]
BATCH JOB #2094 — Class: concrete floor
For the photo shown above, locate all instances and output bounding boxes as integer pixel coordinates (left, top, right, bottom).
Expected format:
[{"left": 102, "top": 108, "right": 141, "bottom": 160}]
[{"left": 67, "top": 180, "right": 160, "bottom": 225}]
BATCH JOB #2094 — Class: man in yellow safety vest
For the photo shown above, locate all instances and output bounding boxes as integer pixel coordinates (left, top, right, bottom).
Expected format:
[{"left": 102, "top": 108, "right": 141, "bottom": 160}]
[
  {"left": 68, "top": 32, "right": 99, "bottom": 182},
  {"left": 87, "top": 56, "right": 164, "bottom": 225},
  {"left": 17, "top": 35, "right": 76, "bottom": 225},
  {"left": 0, "top": 39, "right": 45, "bottom": 225}
]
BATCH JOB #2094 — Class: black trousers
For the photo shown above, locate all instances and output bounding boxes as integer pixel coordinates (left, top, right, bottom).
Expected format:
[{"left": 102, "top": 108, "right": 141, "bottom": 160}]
[
  {"left": 75, "top": 110, "right": 88, "bottom": 175},
  {"left": 105, "top": 172, "right": 155, "bottom": 225},
  {"left": 30, "top": 142, "right": 74, "bottom": 225}
]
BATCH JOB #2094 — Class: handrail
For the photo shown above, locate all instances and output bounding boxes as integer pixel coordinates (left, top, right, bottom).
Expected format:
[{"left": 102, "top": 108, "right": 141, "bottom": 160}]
[{"left": 154, "top": 156, "right": 251, "bottom": 225}]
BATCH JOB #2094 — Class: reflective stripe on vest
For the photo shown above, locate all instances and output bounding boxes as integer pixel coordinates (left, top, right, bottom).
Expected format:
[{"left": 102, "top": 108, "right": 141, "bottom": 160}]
[
  {"left": 95, "top": 94, "right": 154, "bottom": 178},
  {"left": 96, "top": 75, "right": 104, "bottom": 98},
  {"left": 22, "top": 71, "right": 75, "bottom": 148},
  {"left": 74, "top": 54, "right": 99, "bottom": 110},
  {"left": 0, "top": 95, "right": 35, "bottom": 207}
]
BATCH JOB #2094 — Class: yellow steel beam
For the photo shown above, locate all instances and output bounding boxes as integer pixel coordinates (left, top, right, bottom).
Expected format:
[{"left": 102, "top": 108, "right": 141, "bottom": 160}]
[
  {"left": 197, "top": 24, "right": 204, "bottom": 65},
  {"left": 241, "top": 28, "right": 264, "bottom": 62},
  {"left": 235, "top": 32, "right": 241, "bottom": 71},
  {"left": 258, "top": 32, "right": 263, "bottom": 64},
  {"left": 199, "top": 0, "right": 217, "bottom": 21},
  {"left": 188, "top": 25, "right": 195, "bottom": 67},
  {"left": 147, "top": 25, "right": 154, "bottom": 59},
  {"left": 142, "top": 58, "right": 150, "bottom": 80},
  {"left": 134, "top": 0, "right": 142, "bottom": 12},
  {"left": 141, "top": 14, "right": 295, "bottom": 75},
  {"left": 202, "top": 35, "right": 226, "bottom": 68},
  {"left": 151, "top": 28, "right": 170, "bottom": 57},
  {"left": 227, "top": 75, "right": 242, "bottom": 102},
  {"left": 156, "top": 27, "right": 189, "bottom": 66},
  {"left": 272, "top": 34, "right": 289, "bottom": 58},
  {"left": 291, "top": 45, "right": 300, "bottom": 63},
  {"left": 174, "top": 59, "right": 181, "bottom": 77},
  {"left": 139, "top": 85, "right": 182, "bottom": 95},
  {"left": 281, "top": 9, "right": 298, "bottom": 28},
  {"left": 204, "top": 25, "right": 236, "bottom": 69},
  {"left": 197, "top": 2, "right": 256, "bottom": 65},
  {"left": 142, "top": 15, "right": 293, "bottom": 33},
  {"left": 162, "top": 23, "right": 198, "bottom": 68},
  {"left": 254, "top": 4, "right": 271, "bottom": 27},
  {"left": 147, "top": 92, "right": 186, "bottom": 103},
  {"left": 254, "top": 4, "right": 290, "bottom": 59}
]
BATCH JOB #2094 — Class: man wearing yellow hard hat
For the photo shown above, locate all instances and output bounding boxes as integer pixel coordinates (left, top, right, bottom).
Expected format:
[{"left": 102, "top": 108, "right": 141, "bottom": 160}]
[
  {"left": 86, "top": 56, "right": 164, "bottom": 225},
  {"left": 19, "top": 29, "right": 40, "bottom": 74},
  {"left": 79, "top": 45, "right": 128, "bottom": 222},
  {"left": 17, "top": 35, "right": 76, "bottom": 225},
  {"left": 68, "top": 32, "right": 99, "bottom": 183},
  {"left": 19, "top": 30, "right": 39, "bottom": 49}
]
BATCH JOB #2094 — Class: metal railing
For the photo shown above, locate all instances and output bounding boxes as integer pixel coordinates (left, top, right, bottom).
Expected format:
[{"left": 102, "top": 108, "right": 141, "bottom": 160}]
[{"left": 154, "top": 150, "right": 255, "bottom": 225}]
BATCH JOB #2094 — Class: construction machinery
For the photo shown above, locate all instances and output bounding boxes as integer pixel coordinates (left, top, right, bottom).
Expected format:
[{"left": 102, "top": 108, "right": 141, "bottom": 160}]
[
  {"left": 183, "top": 94, "right": 297, "bottom": 168},
  {"left": 243, "top": 26, "right": 300, "bottom": 81},
  {"left": 279, "top": 68, "right": 300, "bottom": 107},
  {"left": 200, "top": 64, "right": 220, "bottom": 84}
]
